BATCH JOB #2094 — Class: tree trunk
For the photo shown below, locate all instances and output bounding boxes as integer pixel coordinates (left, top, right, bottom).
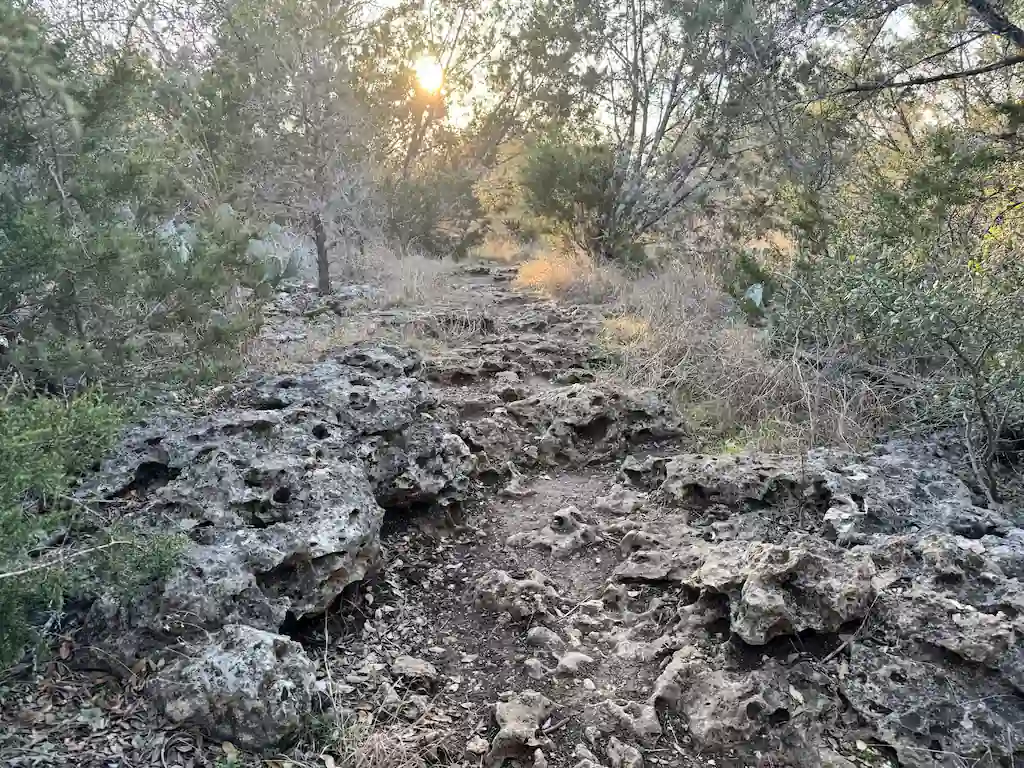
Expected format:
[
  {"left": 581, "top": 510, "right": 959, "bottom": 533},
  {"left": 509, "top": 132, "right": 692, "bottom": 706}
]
[{"left": 313, "top": 212, "right": 330, "bottom": 295}]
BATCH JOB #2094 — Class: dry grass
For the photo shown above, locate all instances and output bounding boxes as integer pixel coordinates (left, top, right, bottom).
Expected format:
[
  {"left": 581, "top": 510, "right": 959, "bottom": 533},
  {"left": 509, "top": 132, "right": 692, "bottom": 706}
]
[
  {"left": 593, "top": 259, "right": 889, "bottom": 452},
  {"left": 331, "top": 241, "right": 458, "bottom": 308},
  {"left": 514, "top": 242, "right": 621, "bottom": 303},
  {"left": 242, "top": 322, "right": 377, "bottom": 374},
  {"left": 472, "top": 233, "right": 525, "bottom": 263}
]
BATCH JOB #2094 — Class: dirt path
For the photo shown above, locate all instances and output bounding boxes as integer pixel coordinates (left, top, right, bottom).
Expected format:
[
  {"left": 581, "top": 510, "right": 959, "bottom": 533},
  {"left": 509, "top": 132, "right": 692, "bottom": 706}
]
[{"left": 3, "top": 264, "right": 1022, "bottom": 768}]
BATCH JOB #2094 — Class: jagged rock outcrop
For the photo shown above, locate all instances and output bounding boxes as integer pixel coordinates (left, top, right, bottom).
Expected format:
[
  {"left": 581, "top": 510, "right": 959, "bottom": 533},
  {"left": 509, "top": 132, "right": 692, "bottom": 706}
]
[
  {"left": 842, "top": 645, "right": 1024, "bottom": 768},
  {"left": 81, "top": 344, "right": 474, "bottom": 647},
  {"left": 608, "top": 444, "right": 1024, "bottom": 767},
  {"left": 506, "top": 385, "right": 681, "bottom": 465}
]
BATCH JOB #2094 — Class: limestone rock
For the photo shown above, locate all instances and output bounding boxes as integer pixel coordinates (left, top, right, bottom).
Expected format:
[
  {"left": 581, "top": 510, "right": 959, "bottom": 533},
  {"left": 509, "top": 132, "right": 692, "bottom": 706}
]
[
  {"left": 506, "top": 506, "right": 599, "bottom": 558},
  {"left": 391, "top": 655, "right": 439, "bottom": 690},
  {"left": 650, "top": 647, "right": 837, "bottom": 756},
  {"left": 555, "top": 651, "right": 595, "bottom": 676},
  {"left": 148, "top": 625, "right": 315, "bottom": 749},
  {"left": 842, "top": 645, "right": 1024, "bottom": 768},
  {"left": 606, "top": 737, "right": 643, "bottom": 768},
  {"left": 81, "top": 344, "right": 475, "bottom": 644},
  {"left": 485, "top": 691, "right": 555, "bottom": 767},
  {"left": 475, "top": 569, "right": 563, "bottom": 621},
  {"left": 506, "top": 384, "right": 680, "bottom": 465},
  {"left": 526, "top": 626, "right": 566, "bottom": 654},
  {"left": 595, "top": 484, "right": 646, "bottom": 516},
  {"left": 524, "top": 658, "right": 549, "bottom": 680},
  {"left": 467, "top": 735, "right": 491, "bottom": 756}
]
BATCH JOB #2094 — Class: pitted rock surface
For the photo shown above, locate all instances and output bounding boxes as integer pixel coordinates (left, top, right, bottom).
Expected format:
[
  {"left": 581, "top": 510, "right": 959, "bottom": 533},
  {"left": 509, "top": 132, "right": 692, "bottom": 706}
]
[
  {"left": 148, "top": 624, "right": 315, "bottom": 749},
  {"left": 79, "top": 344, "right": 474, "bottom": 650},
  {"left": 28, "top": 265, "right": 1024, "bottom": 768}
]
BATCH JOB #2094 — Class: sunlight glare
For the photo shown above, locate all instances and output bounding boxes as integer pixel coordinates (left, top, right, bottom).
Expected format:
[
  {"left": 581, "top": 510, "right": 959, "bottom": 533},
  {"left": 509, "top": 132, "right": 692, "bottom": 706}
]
[{"left": 413, "top": 56, "right": 444, "bottom": 93}]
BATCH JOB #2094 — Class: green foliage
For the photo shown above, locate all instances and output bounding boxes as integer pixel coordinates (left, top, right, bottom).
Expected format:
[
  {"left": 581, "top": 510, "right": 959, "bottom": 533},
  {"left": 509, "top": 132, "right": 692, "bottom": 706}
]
[
  {"left": 0, "top": 1, "right": 266, "bottom": 667},
  {"left": 383, "top": 168, "right": 487, "bottom": 259},
  {"left": 0, "top": 388, "right": 125, "bottom": 665},
  {"left": 771, "top": 129, "right": 1024, "bottom": 495},
  {"left": 520, "top": 139, "right": 646, "bottom": 264}
]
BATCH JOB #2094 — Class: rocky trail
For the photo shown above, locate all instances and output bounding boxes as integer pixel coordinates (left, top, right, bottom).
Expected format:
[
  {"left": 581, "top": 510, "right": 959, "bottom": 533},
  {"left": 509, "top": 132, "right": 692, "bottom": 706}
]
[{"left": 2, "top": 265, "right": 1023, "bottom": 768}]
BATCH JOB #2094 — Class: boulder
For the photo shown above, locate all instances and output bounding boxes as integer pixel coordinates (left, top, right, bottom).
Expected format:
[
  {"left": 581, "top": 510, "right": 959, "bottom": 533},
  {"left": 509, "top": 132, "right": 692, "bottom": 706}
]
[
  {"left": 80, "top": 344, "right": 475, "bottom": 642},
  {"left": 148, "top": 625, "right": 316, "bottom": 749},
  {"left": 506, "top": 385, "right": 680, "bottom": 465},
  {"left": 485, "top": 691, "right": 555, "bottom": 768}
]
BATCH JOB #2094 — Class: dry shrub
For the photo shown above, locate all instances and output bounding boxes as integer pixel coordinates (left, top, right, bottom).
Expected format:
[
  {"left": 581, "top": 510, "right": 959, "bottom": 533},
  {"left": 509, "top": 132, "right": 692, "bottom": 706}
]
[
  {"left": 600, "top": 259, "right": 888, "bottom": 451},
  {"left": 331, "top": 241, "right": 457, "bottom": 307},
  {"left": 472, "top": 233, "right": 524, "bottom": 262},
  {"left": 242, "top": 322, "right": 376, "bottom": 373},
  {"left": 514, "top": 242, "right": 620, "bottom": 302}
]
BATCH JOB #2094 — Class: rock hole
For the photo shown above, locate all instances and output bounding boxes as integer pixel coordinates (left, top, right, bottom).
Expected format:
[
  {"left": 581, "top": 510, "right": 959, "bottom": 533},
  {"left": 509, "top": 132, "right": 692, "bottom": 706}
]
[
  {"left": 477, "top": 469, "right": 503, "bottom": 486},
  {"left": 251, "top": 396, "right": 288, "bottom": 410},
  {"left": 312, "top": 423, "right": 330, "bottom": 439},
  {"left": 273, "top": 487, "right": 292, "bottom": 504},
  {"left": 119, "top": 461, "right": 179, "bottom": 496},
  {"left": 768, "top": 708, "right": 790, "bottom": 726},
  {"left": 889, "top": 671, "right": 908, "bottom": 684},
  {"left": 278, "top": 378, "right": 297, "bottom": 389},
  {"left": 577, "top": 415, "right": 612, "bottom": 443},
  {"left": 745, "top": 700, "right": 765, "bottom": 719}
]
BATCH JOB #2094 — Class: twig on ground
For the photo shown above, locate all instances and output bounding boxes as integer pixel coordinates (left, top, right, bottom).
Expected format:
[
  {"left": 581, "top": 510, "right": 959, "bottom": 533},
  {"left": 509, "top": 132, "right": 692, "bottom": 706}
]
[{"left": 822, "top": 592, "right": 882, "bottom": 664}]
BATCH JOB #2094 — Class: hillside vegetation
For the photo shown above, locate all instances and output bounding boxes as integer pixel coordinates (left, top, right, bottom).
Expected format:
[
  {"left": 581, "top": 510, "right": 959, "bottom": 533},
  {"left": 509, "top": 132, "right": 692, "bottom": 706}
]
[{"left": 1, "top": 0, "right": 1023, "bottom": 754}]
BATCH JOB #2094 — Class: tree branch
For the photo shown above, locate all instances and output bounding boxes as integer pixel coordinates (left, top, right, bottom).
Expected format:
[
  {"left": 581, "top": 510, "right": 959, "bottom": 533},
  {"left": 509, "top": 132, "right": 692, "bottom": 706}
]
[
  {"left": 0, "top": 541, "right": 131, "bottom": 581},
  {"left": 963, "top": 0, "right": 1024, "bottom": 50},
  {"left": 837, "top": 53, "right": 1024, "bottom": 92}
]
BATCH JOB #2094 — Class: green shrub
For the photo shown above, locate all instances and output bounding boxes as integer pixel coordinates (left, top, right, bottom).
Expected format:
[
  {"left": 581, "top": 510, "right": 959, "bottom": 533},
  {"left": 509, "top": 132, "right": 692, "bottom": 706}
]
[
  {"left": 0, "top": 389, "right": 124, "bottom": 665},
  {"left": 520, "top": 139, "right": 647, "bottom": 266},
  {"left": 771, "top": 130, "right": 1024, "bottom": 498}
]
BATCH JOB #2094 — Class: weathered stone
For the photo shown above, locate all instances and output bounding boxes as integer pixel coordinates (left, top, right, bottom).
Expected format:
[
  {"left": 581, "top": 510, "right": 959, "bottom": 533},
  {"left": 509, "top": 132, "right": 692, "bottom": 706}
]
[
  {"left": 606, "top": 737, "right": 643, "bottom": 768},
  {"left": 650, "top": 647, "right": 837, "bottom": 756},
  {"left": 506, "top": 384, "right": 680, "bottom": 465},
  {"left": 148, "top": 625, "right": 315, "bottom": 749},
  {"left": 526, "top": 626, "right": 566, "bottom": 654},
  {"left": 616, "top": 534, "right": 876, "bottom": 644},
  {"left": 80, "top": 344, "right": 476, "bottom": 645},
  {"left": 507, "top": 506, "right": 599, "bottom": 558},
  {"left": 485, "top": 691, "right": 555, "bottom": 768},
  {"left": 475, "top": 569, "right": 563, "bottom": 621},
  {"left": 595, "top": 484, "right": 646, "bottom": 517},
  {"left": 842, "top": 646, "right": 1024, "bottom": 768},
  {"left": 391, "top": 655, "right": 439, "bottom": 689},
  {"left": 555, "top": 651, "right": 595, "bottom": 676}
]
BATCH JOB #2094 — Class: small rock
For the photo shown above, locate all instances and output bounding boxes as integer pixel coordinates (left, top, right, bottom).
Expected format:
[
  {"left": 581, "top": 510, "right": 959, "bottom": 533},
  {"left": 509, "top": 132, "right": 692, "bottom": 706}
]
[
  {"left": 467, "top": 735, "right": 490, "bottom": 756},
  {"left": 583, "top": 678, "right": 596, "bottom": 691},
  {"left": 556, "top": 651, "right": 595, "bottom": 676},
  {"left": 534, "top": 748, "right": 549, "bottom": 768},
  {"left": 524, "top": 658, "right": 549, "bottom": 681},
  {"left": 607, "top": 736, "right": 644, "bottom": 768},
  {"left": 391, "top": 655, "right": 439, "bottom": 687},
  {"left": 526, "top": 626, "right": 566, "bottom": 653}
]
